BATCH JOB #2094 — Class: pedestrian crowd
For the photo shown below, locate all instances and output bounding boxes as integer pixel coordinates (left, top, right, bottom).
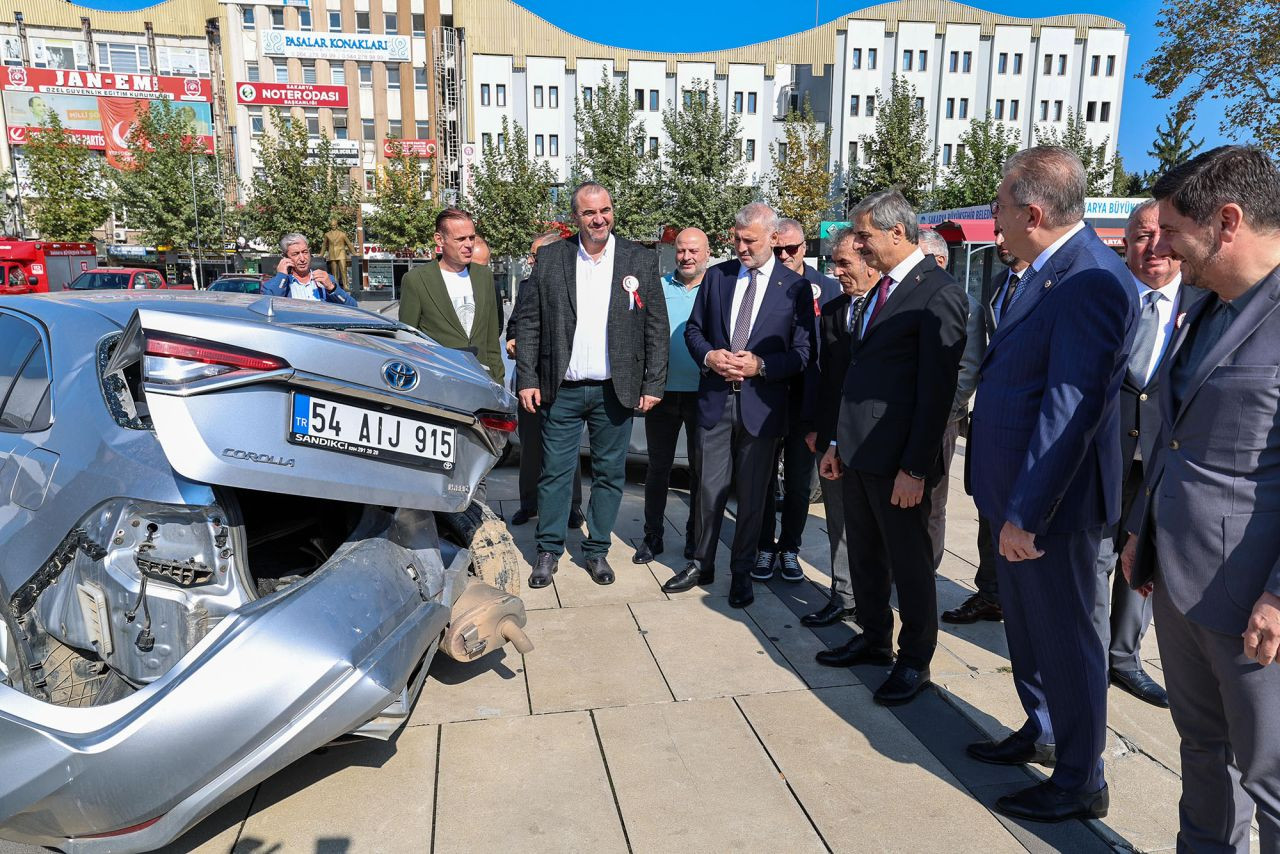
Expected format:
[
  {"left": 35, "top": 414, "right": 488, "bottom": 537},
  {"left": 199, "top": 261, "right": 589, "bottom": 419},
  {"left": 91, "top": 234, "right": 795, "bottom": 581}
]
[{"left": 359, "top": 144, "right": 1278, "bottom": 850}]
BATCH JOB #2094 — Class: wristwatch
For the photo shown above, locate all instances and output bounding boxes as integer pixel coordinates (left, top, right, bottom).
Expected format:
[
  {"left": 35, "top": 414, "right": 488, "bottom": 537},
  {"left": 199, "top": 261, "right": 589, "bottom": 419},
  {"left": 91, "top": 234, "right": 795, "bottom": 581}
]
[
  {"left": 757, "top": 356, "right": 767, "bottom": 378},
  {"left": 905, "top": 469, "right": 925, "bottom": 480}
]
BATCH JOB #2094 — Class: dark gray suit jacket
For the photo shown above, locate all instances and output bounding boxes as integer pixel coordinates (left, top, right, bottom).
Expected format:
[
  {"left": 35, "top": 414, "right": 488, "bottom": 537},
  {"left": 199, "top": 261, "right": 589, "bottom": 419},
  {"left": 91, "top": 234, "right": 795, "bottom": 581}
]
[
  {"left": 513, "top": 234, "right": 667, "bottom": 409},
  {"left": 1130, "top": 265, "right": 1280, "bottom": 636}
]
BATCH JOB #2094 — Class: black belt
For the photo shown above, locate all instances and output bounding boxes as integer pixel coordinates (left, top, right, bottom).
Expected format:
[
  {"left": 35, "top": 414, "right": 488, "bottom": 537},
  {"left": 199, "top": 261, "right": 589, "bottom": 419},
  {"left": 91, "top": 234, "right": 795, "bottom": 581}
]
[{"left": 561, "top": 379, "right": 607, "bottom": 389}]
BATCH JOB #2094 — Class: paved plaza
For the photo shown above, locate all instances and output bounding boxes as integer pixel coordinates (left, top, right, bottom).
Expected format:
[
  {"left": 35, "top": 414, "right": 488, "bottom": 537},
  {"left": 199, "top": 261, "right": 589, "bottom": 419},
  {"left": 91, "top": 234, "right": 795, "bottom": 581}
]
[{"left": 2, "top": 448, "right": 1224, "bottom": 854}]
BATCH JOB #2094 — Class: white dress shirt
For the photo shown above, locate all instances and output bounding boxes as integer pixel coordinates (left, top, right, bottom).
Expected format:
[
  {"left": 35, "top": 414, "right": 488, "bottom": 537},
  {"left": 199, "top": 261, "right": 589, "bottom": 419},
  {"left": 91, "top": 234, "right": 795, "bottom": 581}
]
[
  {"left": 565, "top": 234, "right": 615, "bottom": 381},
  {"left": 860, "top": 247, "right": 924, "bottom": 337},
  {"left": 1133, "top": 272, "right": 1182, "bottom": 386},
  {"left": 730, "top": 254, "right": 776, "bottom": 348}
]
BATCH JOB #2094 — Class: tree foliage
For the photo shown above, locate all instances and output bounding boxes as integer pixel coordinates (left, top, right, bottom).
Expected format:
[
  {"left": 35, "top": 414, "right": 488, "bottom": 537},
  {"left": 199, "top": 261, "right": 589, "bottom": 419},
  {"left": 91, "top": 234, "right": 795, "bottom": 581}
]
[
  {"left": 111, "top": 100, "right": 225, "bottom": 252},
  {"left": 23, "top": 112, "right": 111, "bottom": 241},
  {"left": 767, "top": 99, "right": 837, "bottom": 236},
  {"left": 1035, "top": 110, "right": 1116, "bottom": 194},
  {"left": 570, "top": 71, "right": 666, "bottom": 241},
  {"left": 860, "top": 75, "right": 937, "bottom": 209},
  {"left": 661, "top": 81, "right": 752, "bottom": 251},
  {"left": 365, "top": 141, "right": 440, "bottom": 252},
  {"left": 933, "top": 113, "right": 1020, "bottom": 210},
  {"left": 244, "top": 110, "right": 359, "bottom": 250},
  {"left": 1143, "top": 0, "right": 1280, "bottom": 150},
  {"left": 1148, "top": 104, "right": 1204, "bottom": 179},
  {"left": 465, "top": 116, "right": 557, "bottom": 258}
]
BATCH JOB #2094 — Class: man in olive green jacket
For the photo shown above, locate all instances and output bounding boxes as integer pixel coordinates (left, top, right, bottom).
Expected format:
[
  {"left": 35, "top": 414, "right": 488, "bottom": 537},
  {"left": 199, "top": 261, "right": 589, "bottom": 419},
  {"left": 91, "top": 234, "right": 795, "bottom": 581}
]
[{"left": 399, "top": 207, "right": 504, "bottom": 385}]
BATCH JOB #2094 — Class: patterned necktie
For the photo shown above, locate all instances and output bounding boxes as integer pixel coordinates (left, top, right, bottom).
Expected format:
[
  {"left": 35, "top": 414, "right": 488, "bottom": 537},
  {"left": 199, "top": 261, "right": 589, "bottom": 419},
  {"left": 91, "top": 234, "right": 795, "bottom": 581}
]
[
  {"left": 847, "top": 296, "right": 861, "bottom": 334},
  {"left": 861, "top": 275, "right": 892, "bottom": 338},
  {"left": 731, "top": 267, "right": 759, "bottom": 352},
  {"left": 1127, "top": 290, "right": 1164, "bottom": 386},
  {"left": 998, "top": 271, "right": 1021, "bottom": 322}
]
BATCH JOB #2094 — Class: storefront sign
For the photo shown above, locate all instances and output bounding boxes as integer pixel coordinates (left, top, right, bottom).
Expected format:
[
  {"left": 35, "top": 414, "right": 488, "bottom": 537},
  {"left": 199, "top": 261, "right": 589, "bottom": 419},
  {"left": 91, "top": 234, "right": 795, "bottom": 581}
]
[
  {"left": 237, "top": 81, "right": 348, "bottom": 108},
  {"left": 307, "top": 138, "right": 360, "bottom": 161},
  {"left": 260, "top": 31, "right": 411, "bottom": 62},
  {"left": 383, "top": 138, "right": 436, "bottom": 158}
]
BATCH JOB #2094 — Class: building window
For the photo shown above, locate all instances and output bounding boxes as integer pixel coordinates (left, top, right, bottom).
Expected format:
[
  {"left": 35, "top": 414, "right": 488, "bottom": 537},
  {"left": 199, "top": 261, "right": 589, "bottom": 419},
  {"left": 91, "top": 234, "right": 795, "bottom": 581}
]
[
  {"left": 630, "top": 88, "right": 641, "bottom": 109},
  {"left": 997, "top": 52, "right": 1008, "bottom": 74},
  {"left": 1106, "top": 55, "right": 1116, "bottom": 76},
  {"left": 414, "top": 120, "right": 428, "bottom": 137},
  {"left": 412, "top": 14, "right": 426, "bottom": 36},
  {"left": 331, "top": 65, "right": 345, "bottom": 85},
  {"left": 919, "top": 50, "right": 928, "bottom": 71},
  {"left": 1039, "top": 100, "right": 1049, "bottom": 120},
  {"left": 649, "top": 136, "right": 659, "bottom": 155},
  {"left": 482, "top": 132, "right": 492, "bottom": 149},
  {"left": 851, "top": 48, "right": 861, "bottom": 69},
  {"left": 994, "top": 99, "right": 1004, "bottom": 119},
  {"left": 535, "top": 134, "right": 545, "bottom": 156},
  {"left": 1014, "top": 53, "right": 1023, "bottom": 74},
  {"left": 246, "top": 61, "right": 259, "bottom": 82},
  {"left": 1086, "top": 101, "right": 1098, "bottom": 121},
  {"left": 1090, "top": 54, "right": 1100, "bottom": 76},
  {"left": 903, "top": 49, "right": 913, "bottom": 71},
  {"left": 848, "top": 140, "right": 858, "bottom": 164},
  {"left": 1043, "top": 54, "right": 1053, "bottom": 75},
  {"left": 384, "top": 12, "right": 398, "bottom": 33},
  {"left": 650, "top": 89, "right": 659, "bottom": 111},
  {"left": 242, "top": 7, "right": 254, "bottom": 27},
  {"left": 387, "top": 119, "right": 403, "bottom": 140},
  {"left": 1009, "top": 99, "right": 1019, "bottom": 120},
  {"left": 868, "top": 48, "right": 877, "bottom": 69},
  {"left": 333, "top": 113, "right": 347, "bottom": 139},
  {"left": 298, "top": 8, "right": 312, "bottom": 30},
  {"left": 249, "top": 108, "right": 264, "bottom": 136},
  {"left": 306, "top": 111, "right": 320, "bottom": 138},
  {"left": 959, "top": 98, "right": 969, "bottom": 119},
  {"left": 497, "top": 133, "right": 506, "bottom": 152},
  {"left": 963, "top": 51, "right": 972, "bottom": 72},
  {"left": 550, "top": 134, "right": 559, "bottom": 156},
  {"left": 1100, "top": 101, "right": 1112, "bottom": 122},
  {"left": 275, "top": 64, "right": 289, "bottom": 83},
  {"left": 549, "top": 86, "right": 559, "bottom": 108},
  {"left": 359, "top": 63, "right": 372, "bottom": 86},
  {"left": 777, "top": 141, "right": 788, "bottom": 161},
  {"left": 945, "top": 97, "right": 954, "bottom": 119},
  {"left": 356, "top": 12, "right": 370, "bottom": 33},
  {"left": 943, "top": 144, "right": 952, "bottom": 166},
  {"left": 915, "top": 96, "right": 924, "bottom": 113},
  {"left": 415, "top": 67, "right": 428, "bottom": 90},
  {"left": 639, "top": 136, "right": 648, "bottom": 156},
  {"left": 949, "top": 51, "right": 958, "bottom": 72},
  {"left": 957, "top": 143, "right": 966, "bottom": 160},
  {"left": 99, "top": 43, "right": 151, "bottom": 74},
  {"left": 1054, "top": 100, "right": 1063, "bottom": 121},
  {"left": 582, "top": 86, "right": 593, "bottom": 106},
  {"left": 747, "top": 92, "right": 757, "bottom": 113},
  {"left": 1058, "top": 54, "right": 1067, "bottom": 75},
  {"left": 302, "top": 61, "right": 317, "bottom": 85},
  {"left": 866, "top": 95, "right": 875, "bottom": 116},
  {"left": 481, "top": 83, "right": 491, "bottom": 106},
  {"left": 271, "top": 8, "right": 284, "bottom": 30},
  {"left": 850, "top": 95, "right": 860, "bottom": 116},
  {"left": 363, "top": 171, "right": 376, "bottom": 193},
  {"left": 387, "top": 66, "right": 400, "bottom": 88},
  {"left": 328, "top": 11, "right": 341, "bottom": 30},
  {"left": 362, "top": 119, "right": 375, "bottom": 141},
  {"left": 496, "top": 84, "right": 507, "bottom": 106},
  {"left": 733, "top": 91, "right": 743, "bottom": 113},
  {"left": 745, "top": 139, "right": 755, "bottom": 160},
  {"left": 534, "top": 85, "right": 544, "bottom": 108}
]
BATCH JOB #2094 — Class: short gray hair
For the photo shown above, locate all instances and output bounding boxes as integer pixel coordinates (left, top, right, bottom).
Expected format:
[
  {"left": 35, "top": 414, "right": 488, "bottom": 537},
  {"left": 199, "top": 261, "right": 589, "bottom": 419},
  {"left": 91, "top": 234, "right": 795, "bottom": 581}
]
[
  {"left": 735, "top": 202, "right": 779, "bottom": 233},
  {"left": 1124, "top": 198, "right": 1160, "bottom": 238},
  {"left": 918, "top": 229, "right": 950, "bottom": 266},
  {"left": 849, "top": 189, "right": 919, "bottom": 243},
  {"left": 279, "top": 232, "right": 308, "bottom": 255},
  {"left": 1002, "top": 146, "right": 1086, "bottom": 229},
  {"left": 777, "top": 217, "right": 804, "bottom": 237},
  {"left": 830, "top": 227, "right": 858, "bottom": 252}
]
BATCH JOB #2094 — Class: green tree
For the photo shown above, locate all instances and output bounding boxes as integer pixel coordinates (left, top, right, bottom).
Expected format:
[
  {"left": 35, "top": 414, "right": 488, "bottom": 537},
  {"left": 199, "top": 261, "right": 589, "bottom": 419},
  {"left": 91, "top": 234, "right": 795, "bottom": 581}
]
[
  {"left": 1035, "top": 110, "right": 1115, "bottom": 194},
  {"left": 0, "top": 169, "right": 15, "bottom": 235},
  {"left": 1143, "top": 0, "right": 1280, "bottom": 150},
  {"left": 1148, "top": 104, "right": 1204, "bottom": 179},
  {"left": 661, "top": 81, "right": 752, "bottom": 252},
  {"left": 767, "top": 99, "right": 838, "bottom": 236},
  {"left": 23, "top": 113, "right": 111, "bottom": 240},
  {"left": 464, "top": 116, "right": 557, "bottom": 258},
  {"left": 1109, "top": 153, "right": 1146, "bottom": 197},
  {"left": 570, "top": 71, "right": 666, "bottom": 241},
  {"left": 860, "top": 75, "right": 937, "bottom": 208},
  {"left": 111, "top": 100, "right": 225, "bottom": 252},
  {"left": 245, "top": 109, "right": 359, "bottom": 249},
  {"left": 365, "top": 140, "right": 440, "bottom": 252},
  {"left": 933, "top": 113, "right": 1021, "bottom": 210}
]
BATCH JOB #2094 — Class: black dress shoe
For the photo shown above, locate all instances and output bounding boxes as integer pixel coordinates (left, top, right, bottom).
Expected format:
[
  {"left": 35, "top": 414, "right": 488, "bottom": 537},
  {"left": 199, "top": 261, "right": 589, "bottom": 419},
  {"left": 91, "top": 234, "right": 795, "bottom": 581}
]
[
  {"left": 633, "top": 537, "right": 663, "bottom": 564},
  {"left": 729, "top": 573, "right": 754, "bottom": 608},
  {"left": 1109, "top": 667, "right": 1170, "bottom": 708},
  {"left": 967, "top": 733, "right": 1056, "bottom": 767},
  {"left": 568, "top": 506, "right": 586, "bottom": 528},
  {"left": 584, "top": 556, "right": 615, "bottom": 585},
  {"left": 815, "top": 634, "right": 895, "bottom": 668},
  {"left": 941, "top": 593, "right": 1003, "bottom": 624},
  {"left": 995, "top": 781, "right": 1108, "bottom": 823},
  {"left": 662, "top": 562, "right": 713, "bottom": 593},
  {"left": 528, "top": 552, "right": 557, "bottom": 589},
  {"left": 801, "top": 600, "right": 857, "bottom": 627},
  {"left": 873, "top": 663, "right": 931, "bottom": 706},
  {"left": 511, "top": 508, "right": 535, "bottom": 525}
]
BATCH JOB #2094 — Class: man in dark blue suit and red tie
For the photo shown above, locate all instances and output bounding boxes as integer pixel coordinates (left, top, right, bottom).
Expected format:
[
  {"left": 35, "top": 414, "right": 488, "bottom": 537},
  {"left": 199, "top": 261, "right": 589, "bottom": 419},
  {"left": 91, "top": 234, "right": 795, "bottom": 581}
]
[
  {"left": 666, "top": 202, "right": 813, "bottom": 608},
  {"left": 966, "top": 146, "right": 1138, "bottom": 822}
]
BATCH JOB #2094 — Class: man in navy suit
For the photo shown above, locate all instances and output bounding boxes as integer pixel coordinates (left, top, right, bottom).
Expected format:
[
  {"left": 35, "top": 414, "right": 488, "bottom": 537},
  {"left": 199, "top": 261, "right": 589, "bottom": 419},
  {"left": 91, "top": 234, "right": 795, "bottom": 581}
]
[
  {"left": 966, "top": 146, "right": 1137, "bottom": 822},
  {"left": 667, "top": 202, "right": 813, "bottom": 608}
]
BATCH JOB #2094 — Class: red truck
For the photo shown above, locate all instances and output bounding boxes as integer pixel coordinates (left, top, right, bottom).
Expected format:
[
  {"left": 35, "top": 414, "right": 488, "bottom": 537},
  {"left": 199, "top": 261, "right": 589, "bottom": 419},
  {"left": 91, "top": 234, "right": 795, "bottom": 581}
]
[{"left": 0, "top": 240, "right": 98, "bottom": 295}]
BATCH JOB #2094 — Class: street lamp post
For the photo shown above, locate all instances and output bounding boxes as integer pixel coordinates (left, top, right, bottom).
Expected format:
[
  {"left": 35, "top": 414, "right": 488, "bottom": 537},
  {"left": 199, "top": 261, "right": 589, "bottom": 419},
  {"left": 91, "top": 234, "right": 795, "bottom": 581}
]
[{"left": 189, "top": 151, "right": 201, "bottom": 288}]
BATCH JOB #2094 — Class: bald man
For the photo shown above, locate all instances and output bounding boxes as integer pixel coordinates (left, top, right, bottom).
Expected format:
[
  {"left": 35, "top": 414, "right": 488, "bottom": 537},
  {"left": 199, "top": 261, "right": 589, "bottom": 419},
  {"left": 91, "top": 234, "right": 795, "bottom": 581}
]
[{"left": 635, "top": 227, "right": 710, "bottom": 564}]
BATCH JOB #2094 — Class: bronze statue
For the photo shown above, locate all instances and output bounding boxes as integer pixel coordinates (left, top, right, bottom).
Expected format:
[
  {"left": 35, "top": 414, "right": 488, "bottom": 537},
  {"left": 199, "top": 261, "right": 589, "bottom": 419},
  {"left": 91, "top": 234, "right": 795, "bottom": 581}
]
[{"left": 320, "top": 219, "right": 354, "bottom": 288}]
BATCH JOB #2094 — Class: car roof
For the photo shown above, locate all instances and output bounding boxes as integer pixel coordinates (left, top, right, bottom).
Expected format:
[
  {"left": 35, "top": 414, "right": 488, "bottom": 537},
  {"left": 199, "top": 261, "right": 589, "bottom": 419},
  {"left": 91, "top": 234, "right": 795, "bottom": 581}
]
[{"left": 82, "top": 268, "right": 153, "bottom": 275}]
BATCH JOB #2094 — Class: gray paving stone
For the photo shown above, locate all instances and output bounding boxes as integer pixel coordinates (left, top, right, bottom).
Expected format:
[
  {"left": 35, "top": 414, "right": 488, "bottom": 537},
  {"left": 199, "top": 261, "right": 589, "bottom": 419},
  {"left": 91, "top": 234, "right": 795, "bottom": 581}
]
[
  {"left": 595, "top": 697, "right": 827, "bottom": 854},
  {"left": 743, "top": 587, "right": 861, "bottom": 690},
  {"left": 409, "top": 647, "right": 530, "bottom": 726},
  {"left": 1101, "top": 749, "right": 1182, "bottom": 853},
  {"left": 550, "top": 535, "right": 669, "bottom": 607},
  {"left": 1106, "top": 677, "right": 1181, "bottom": 774}
]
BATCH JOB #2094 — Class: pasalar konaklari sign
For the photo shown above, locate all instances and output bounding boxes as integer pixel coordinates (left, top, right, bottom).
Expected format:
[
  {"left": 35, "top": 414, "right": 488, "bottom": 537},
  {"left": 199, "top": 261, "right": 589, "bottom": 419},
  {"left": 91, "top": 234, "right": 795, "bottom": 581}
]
[{"left": 261, "top": 31, "right": 411, "bottom": 62}]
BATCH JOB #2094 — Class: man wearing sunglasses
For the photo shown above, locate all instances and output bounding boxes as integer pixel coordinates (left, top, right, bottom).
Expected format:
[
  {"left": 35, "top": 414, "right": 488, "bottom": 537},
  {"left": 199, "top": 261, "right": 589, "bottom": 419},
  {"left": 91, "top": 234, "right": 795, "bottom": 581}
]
[{"left": 753, "top": 218, "right": 840, "bottom": 583}]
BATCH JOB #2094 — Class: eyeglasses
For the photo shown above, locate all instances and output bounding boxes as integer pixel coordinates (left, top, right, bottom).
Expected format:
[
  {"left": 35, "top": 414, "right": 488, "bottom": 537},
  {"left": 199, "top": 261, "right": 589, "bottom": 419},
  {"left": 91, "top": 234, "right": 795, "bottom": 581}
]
[
  {"left": 773, "top": 243, "right": 805, "bottom": 256},
  {"left": 990, "top": 198, "right": 1026, "bottom": 217}
]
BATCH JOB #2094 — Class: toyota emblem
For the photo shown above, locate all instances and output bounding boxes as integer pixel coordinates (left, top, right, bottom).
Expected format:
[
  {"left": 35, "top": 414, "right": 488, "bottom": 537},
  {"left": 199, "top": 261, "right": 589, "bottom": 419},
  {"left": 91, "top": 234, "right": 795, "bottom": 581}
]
[{"left": 383, "top": 361, "right": 418, "bottom": 390}]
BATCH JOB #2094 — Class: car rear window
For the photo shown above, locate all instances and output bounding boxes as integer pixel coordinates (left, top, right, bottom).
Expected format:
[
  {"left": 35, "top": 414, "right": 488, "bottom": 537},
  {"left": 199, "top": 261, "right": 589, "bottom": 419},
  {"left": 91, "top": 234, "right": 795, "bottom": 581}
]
[{"left": 71, "top": 272, "right": 131, "bottom": 290}]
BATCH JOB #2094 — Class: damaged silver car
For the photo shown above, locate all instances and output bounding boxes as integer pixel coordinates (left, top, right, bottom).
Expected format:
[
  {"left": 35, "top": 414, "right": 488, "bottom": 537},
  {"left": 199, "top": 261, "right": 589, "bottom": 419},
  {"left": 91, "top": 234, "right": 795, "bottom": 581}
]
[{"left": 0, "top": 291, "right": 531, "bottom": 853}]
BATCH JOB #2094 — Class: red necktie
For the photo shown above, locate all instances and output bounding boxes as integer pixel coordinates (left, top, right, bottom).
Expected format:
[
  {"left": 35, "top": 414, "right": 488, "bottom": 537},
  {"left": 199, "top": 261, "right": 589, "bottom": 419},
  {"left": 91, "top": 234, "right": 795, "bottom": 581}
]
[{"left": 863, "top": 275, "right": 892, "bottom": 334}]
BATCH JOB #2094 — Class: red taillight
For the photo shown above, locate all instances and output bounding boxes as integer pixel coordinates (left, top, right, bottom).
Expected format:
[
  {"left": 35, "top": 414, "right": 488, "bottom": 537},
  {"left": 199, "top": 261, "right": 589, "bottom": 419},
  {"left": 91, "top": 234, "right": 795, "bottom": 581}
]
[
  {"left": 82, "top": 815, "right": 164, "bottom": 838},
  {"left": 479, "top": 414, "right": 517, "bottom": 433},
  {"left": 145, "top": 334, "right": 287, "bottom": 372}
]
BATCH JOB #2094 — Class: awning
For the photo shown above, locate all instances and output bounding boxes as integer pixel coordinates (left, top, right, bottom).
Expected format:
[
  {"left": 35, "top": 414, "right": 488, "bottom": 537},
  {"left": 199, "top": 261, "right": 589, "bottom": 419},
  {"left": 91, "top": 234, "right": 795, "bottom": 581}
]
[
  {"left": 1096, "top": 228, "right": 1126, "bottom": 248},
  {"left": 932, "top": 219, "right": 996, "bottom": 244}
]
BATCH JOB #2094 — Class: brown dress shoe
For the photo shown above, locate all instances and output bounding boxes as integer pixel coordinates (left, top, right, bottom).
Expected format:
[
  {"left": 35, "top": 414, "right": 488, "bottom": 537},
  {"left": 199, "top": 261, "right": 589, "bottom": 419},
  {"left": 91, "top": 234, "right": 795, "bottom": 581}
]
[{"left": 941, "top": 593, "right": 1003, "bottom": 624}]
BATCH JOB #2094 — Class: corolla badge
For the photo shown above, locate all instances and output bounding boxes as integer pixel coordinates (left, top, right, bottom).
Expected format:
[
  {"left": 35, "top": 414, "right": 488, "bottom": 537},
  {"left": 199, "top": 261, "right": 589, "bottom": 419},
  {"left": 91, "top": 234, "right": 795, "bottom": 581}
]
[{"left": 383, "top": 360, "right": 419, "bottom": 390}]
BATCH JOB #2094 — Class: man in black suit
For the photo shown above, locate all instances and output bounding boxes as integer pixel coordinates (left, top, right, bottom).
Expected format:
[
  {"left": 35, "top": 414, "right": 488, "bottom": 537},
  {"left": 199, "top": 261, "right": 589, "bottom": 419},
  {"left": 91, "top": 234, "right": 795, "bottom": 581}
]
[
  {"left": 667, "top": 202, "right": 813, "bottom": 608},
  {"left": 515, "top": 183, "right": 668, "bottom": 588},
  {"left": 801, "top": 227, "right": 879, "bottom": 627},
  {"left": 942, "top": 224, "right": 1027, "bottom": 625},
  {"left": 816, "top": 189, "right": 968, "bottom": 706}
]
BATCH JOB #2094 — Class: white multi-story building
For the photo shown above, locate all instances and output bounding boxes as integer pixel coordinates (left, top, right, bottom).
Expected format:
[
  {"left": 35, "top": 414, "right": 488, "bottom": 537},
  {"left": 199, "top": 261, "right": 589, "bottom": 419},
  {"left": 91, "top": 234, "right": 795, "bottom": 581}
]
[{"left": 455, "top": 0, "right": 1127, "bottom": 198}]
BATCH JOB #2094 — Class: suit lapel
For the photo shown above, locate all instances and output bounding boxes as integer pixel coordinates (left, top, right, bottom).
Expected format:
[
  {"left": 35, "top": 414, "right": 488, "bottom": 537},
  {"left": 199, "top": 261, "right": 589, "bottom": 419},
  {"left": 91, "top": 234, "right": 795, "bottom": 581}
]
[
  {"left": 860, "top": 257, "right": 934, "bottom": 344},
  {"left": 423, "top": 263, "right": 465, "bottom": 337},
  {"left": 982, "top": 231, "right": 1094, "bottom": 363},
  {"left": 607, "top": 239, "right": 630, "bottom": 330},
  {"left": 564, "top": 237, "right": 581, "bottom": 320},
  {"left": 1158, "top": 291, "right": 1209, "bottom": 428},
  {"left": 720, "top": 260, "right": 742, "bottom": 343},
  {"left": 747, "top": 264, "right": 794, "bottom": 348}
]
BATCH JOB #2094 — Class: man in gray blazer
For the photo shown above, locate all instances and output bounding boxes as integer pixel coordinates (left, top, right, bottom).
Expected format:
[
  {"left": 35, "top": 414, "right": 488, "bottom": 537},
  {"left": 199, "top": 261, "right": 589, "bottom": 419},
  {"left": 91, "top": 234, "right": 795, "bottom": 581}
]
[
  {"left": 514, "top": 182, "right": 668, "bottom": 589},
  {"left": 1123, "top": 145, "right": 1280, "bottom": 853}
]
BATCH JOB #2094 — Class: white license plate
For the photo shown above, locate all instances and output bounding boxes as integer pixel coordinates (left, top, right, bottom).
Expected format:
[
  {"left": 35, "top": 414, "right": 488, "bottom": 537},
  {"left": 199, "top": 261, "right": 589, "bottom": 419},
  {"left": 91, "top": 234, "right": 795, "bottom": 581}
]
[{"left": 288, "top": 393, "right": 456, "bottom": 470}]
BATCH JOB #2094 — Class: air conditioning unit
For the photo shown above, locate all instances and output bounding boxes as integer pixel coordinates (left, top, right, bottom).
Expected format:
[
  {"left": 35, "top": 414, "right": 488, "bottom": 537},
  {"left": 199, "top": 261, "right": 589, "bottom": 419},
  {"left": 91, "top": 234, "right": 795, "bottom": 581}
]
[{"left": 113, "top": 229, "right": 127, "bottom": 242}]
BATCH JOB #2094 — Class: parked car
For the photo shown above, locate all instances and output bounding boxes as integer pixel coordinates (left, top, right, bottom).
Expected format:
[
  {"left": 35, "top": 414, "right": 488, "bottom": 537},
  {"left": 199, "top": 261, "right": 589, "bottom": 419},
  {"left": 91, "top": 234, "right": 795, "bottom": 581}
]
[
  {"left": 67, "top": 268, "right": 182, "bottom": 291},
  {"left": 0, "top": 291, "right": 528, "bottom": 853},
  {"left": 208, "top": 274, "right": 264, "bottom": 294}
]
